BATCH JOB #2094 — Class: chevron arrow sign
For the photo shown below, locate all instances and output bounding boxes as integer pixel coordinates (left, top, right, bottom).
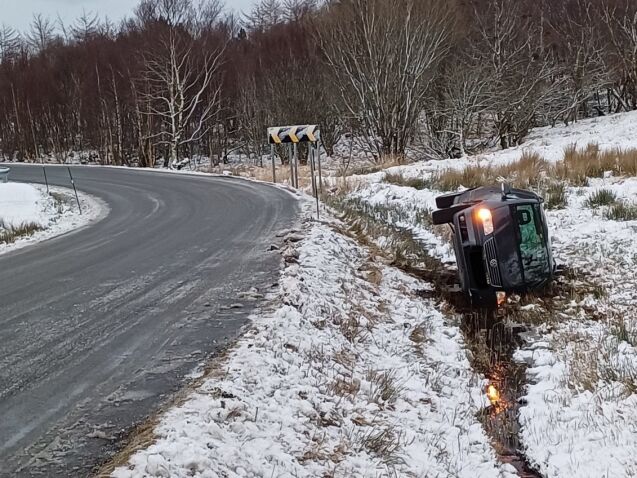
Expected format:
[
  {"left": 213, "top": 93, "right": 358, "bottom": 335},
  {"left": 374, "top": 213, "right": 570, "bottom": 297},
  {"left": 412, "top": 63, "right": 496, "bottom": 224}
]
[{"left": 268, "top": 125, "right": 320, "bottom": 144}]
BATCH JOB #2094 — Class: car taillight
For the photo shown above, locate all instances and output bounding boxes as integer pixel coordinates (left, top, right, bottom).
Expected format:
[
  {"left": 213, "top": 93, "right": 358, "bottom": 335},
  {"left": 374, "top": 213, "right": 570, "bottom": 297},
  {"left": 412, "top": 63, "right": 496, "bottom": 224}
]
[{"left": 477, "top": 208, "right": 494, "bottom": 235}]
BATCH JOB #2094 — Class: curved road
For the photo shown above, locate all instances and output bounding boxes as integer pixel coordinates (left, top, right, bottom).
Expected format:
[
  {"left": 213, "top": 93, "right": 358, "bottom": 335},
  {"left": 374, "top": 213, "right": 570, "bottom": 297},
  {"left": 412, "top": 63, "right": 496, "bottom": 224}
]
[{"left": 0, "top": 165, "right": 298, "bottom": 477}]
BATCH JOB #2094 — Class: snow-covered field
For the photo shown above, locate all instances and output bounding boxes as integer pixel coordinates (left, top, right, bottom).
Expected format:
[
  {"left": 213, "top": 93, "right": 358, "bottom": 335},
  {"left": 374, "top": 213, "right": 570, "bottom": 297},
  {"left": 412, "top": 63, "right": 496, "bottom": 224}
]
[
  {"left": 102, "top": 111, "right": 637, "bottom": 478},
  {"left": 335, "top": 112, "right": 637, "bottom": 477},
  {"left": 0, "top": 182, "right": 105, "bottom": 255},
  {"left": 111, "top": 216, "right": 516, "bottom": 478}
]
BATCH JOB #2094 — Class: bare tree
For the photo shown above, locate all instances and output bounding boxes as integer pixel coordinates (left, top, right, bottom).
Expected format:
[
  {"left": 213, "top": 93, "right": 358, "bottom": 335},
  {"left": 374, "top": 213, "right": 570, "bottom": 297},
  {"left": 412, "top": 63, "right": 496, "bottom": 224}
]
[
  {"left": 0, "top": 25, "right": 20, "bottom": 63},
  {"left": 26, "top": 15, "right": 55, "bottom": 53},
  {"left": 135, "top": 0, "right": 195, "bottom": 28},
  {"left": 140, "top": 31, "right": 224, "bottom": 167},
  {"left": 320, "top": 0, "right": 456, "bottom": 160},
  {"left": 547, "top": 0, "right": 609, "bottom": 124},
  {"left": 71, "top": 10, "right": 100, "bottom": 42},
  {"left": 473, "top": 0, "right": 560, "bottom": 148},
  {"left": 602, "top": 0, "right": 637, "bottom": 110}
]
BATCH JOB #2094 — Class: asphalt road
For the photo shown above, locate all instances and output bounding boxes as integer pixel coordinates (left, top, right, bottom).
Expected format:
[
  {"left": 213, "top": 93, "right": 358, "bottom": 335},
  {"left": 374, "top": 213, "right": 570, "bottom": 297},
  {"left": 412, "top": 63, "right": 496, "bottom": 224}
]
[{"left": 0, "top": 165, "right": 299, "bottom": 477}]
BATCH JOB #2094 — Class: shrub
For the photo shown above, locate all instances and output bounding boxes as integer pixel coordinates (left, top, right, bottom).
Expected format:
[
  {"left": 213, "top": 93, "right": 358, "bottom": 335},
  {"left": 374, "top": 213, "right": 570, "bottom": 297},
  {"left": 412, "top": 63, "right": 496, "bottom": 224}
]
[
  {"left": 604, "top": 201, "right": 637, "bottom": 221},
  {"left": 544, "top": 182, "right": 568, "bottom": 210},
  {"left": 585, "top": 189, "right": 617, "bottom": 208}
]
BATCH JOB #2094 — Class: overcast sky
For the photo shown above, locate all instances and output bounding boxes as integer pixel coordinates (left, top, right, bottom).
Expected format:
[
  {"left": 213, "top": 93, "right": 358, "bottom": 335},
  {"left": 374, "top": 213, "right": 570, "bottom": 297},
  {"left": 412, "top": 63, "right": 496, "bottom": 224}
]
[{"left": 0, "top": 0, "right": 256, "bottom": 32}]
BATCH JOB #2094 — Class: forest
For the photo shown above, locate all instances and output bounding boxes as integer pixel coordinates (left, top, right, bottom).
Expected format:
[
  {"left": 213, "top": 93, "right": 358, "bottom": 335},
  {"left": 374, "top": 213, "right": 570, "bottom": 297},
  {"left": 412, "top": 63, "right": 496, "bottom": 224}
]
[{"left": 0, "top": 0, "right": 636, "bottom": 167}]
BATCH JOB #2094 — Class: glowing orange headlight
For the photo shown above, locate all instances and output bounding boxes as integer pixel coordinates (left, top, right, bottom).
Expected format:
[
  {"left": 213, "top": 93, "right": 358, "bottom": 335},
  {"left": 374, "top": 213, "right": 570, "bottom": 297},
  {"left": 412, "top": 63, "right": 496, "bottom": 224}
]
[{"left": 477, "top": 208, "right": 494, "bottom": 235}]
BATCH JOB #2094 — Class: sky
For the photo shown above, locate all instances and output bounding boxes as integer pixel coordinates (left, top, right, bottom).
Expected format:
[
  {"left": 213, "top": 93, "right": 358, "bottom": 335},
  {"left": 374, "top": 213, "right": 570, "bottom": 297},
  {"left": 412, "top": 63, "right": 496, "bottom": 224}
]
[{"left": 0, "top": 0, "right": 256, "bottom": 32}]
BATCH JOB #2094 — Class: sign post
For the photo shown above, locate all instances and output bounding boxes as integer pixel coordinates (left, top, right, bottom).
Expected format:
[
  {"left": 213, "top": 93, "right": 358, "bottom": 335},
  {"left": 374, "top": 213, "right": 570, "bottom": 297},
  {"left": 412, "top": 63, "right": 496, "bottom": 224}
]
[
  {"left": 270, "top": 144, "right": 276, "bottom": 183},
  {"left": 267, "top": 124, "right": 322, "bottom": 217}
]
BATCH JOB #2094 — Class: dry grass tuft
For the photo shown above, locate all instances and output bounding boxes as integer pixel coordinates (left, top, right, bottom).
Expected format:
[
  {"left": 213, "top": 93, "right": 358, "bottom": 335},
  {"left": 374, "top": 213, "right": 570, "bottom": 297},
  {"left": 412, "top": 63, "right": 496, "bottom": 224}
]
[
  {"left": 0, "top": 220, "right": 43, "bottom": 244},
  {"left": 585, "top": 189, "right": 617, "bottom": 208},
  {"left": 383, "top": 171, "right": 430, "bottom": 190},
  {"left": 409, "top": 324, "right": 430, "bottom": 344},
  {"left": 367, "top": 369, "right": 404, "bottom": 407},
  {"left": 605, "top": 201, "right": 637, "bottom": 221},
  {"left": 331, "top": 376, "right": 362, "bottom": 398},
  {"left": 544, "top": 182, "right": 568, "bottom": 210},
  {"left": 431, "top": 143, "right": 637, "bottom": 195},
  {"left": 557, "top": 143, "right": 637, "bottom": 183},
  {"left": 432, "top": 151, "right": 549, "bottom": 191}
]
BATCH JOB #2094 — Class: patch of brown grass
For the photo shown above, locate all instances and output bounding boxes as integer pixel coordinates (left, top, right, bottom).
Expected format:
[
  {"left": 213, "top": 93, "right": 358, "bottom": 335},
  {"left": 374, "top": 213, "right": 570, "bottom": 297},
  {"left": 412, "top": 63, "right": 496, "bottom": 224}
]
[
  {"left": 383, "top": 171, "right": 431, "bottom": 190},
  {"left": 557, "top": 143, "right": 637, "bottom": 184},
  {"left": 432, "top": 143, "right": 637, "bottom": 193},
  {"left": 0, "top": 220, "right": 43, "bottom": 244},
  {"left": 432, "top": 151, "right": 549, "bottom": 191}
]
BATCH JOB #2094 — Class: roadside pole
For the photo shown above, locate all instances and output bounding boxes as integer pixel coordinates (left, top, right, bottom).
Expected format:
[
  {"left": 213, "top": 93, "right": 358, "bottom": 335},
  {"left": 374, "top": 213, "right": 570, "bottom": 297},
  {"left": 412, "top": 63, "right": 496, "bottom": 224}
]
[
  {"left": 67, "top": 167, "right": 82, "bottom": 215},
  {"left": 316, "top": 142, "right": 323, "bottom": 194},
  {"left": 43, "top": 167, "right": 49, "bottom": 194},
  {"left": 310, "top": 146, "right": 319, "bottom": 219},
  {"left": 293, "top": 143, "right": 299, "bottom": 189},
  {"left": 270, "top": 144, "right": 276, "bottom": 183}
]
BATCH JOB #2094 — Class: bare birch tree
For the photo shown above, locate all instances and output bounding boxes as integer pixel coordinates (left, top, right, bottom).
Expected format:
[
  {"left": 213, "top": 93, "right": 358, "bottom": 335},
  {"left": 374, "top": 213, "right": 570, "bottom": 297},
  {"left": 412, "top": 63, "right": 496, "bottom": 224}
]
[{"left": 140, "top": 31, "right": 224, "bottom": 167}]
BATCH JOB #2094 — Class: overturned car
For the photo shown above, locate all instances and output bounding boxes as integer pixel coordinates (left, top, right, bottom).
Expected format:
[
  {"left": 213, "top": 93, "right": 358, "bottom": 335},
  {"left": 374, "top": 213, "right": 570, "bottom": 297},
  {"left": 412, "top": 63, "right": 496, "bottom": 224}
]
[{"left": 433, "top": 185, "right": 555, "bottom": 306}]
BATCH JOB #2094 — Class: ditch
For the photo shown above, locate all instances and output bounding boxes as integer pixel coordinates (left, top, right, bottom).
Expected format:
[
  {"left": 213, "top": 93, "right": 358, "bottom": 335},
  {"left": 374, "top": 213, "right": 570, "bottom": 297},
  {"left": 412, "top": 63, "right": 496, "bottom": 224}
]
[{"left": 330, "top": 197, "right": 545, "bottom": 476}]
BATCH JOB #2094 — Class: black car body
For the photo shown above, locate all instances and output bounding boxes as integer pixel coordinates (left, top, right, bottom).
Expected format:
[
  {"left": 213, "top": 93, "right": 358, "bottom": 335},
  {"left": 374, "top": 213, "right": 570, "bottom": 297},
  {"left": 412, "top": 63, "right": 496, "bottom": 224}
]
[{"left": 432, "top": 185, "right": 555, "bottom": 305}]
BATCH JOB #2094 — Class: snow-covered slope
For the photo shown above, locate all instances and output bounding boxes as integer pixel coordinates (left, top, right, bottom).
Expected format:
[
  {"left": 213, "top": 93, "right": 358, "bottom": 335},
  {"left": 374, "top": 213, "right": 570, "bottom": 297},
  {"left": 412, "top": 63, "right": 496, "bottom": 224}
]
[
  {"left": 342, "top": 111, "right": 637, "bottom": 478},
  {"left": 0, "top": 182, "right": 105, "bottom": 254},
  {"left": 111, "top": 220, "right": 514, "bottom": 478}
]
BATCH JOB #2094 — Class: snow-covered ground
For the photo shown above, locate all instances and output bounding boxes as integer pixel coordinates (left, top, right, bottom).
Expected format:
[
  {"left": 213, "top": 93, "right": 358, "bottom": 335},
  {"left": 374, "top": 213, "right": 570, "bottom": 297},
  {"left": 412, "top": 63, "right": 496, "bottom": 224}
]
[
  {"left": 337, "top": 111, "right": 637, "bottom": 477},
  {"left": 111, "top": 216, "right": 515, "bottom": 478},
  {"left": 0, "top": 182, "right": 105, "bottom": 255}
]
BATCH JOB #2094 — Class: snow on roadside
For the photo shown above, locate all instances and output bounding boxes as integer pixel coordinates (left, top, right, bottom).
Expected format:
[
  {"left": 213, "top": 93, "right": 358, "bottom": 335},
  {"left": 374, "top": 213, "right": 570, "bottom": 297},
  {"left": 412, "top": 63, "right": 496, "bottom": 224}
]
[
  {"left": 512, "top": 177, "right": 637, "bottom": 478},
  {"left": 348, "top": 182, "right": 454, "bottom": 264},
  {"left": 112, "top": 220, "right": 512, "bottom": 478},
  {"left": 0, "top": 182, "right": 105, "bottom": 255},
  {"left": 337, "top": 110, "right": 637, "bottom": 478}
]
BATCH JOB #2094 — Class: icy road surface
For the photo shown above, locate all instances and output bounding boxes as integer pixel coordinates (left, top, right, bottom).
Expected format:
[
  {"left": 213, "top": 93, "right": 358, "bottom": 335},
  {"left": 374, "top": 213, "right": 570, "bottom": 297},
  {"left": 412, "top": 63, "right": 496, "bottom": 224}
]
[{"left": 0, "top": 165, "right": 298, "bottom": 477}]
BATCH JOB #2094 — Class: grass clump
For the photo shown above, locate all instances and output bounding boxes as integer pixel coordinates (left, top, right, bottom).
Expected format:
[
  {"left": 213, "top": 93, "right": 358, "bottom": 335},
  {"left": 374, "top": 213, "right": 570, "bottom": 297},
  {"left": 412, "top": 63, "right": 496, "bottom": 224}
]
[
  {"left": 432, "top": 151, "right": 549, "bottom": 191},
  {"left": 604, "top": 201, "right": 637, "bottom": 221},
  {"left": 558, "top": 143, "right": 637, "bottom": 183},
  {"left": 585, "top": 189, "right": 617, "bottom": 208},
  {"left": 430, "top": 143, "right": 637, "bottom": 195},
  {"left": 0, "top": 220, "right": 43, "bottom": 244},
  {"left": 544, "top": 182, "right": 568, "bottom": 210},
  {"left": 384, "top": 172, "right": 431, "bottom": 190}
]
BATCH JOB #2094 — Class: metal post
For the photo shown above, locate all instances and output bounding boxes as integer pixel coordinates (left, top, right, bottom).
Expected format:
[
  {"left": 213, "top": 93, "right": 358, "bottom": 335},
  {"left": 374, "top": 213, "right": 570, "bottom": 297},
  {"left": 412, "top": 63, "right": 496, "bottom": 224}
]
[
  {"left": 43, "top": 167, "right": 49, "bottom": 195},
  {"left": 309, "top": 147, "right": 319, "bottom": 219},
  {"left": 67, "top": 167, "right": 82, "bottom": 215},
  {"left": 316, "top": 141, "right": 323, "bottom": 194},
  {"left": 293, "top": 143, "right": 299, "bottom": 189},
  {"left": 288, "top": 144, "right": 294, "bottom": 188},
  {"left": 271, "top": 144, "right": 276, "bottom": 184}
]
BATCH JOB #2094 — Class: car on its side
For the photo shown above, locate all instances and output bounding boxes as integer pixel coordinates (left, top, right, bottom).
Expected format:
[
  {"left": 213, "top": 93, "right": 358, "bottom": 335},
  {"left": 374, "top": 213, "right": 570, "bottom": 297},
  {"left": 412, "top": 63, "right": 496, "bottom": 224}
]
[{"left": 432, "top": 184, "right": 555, "bottom": 306}]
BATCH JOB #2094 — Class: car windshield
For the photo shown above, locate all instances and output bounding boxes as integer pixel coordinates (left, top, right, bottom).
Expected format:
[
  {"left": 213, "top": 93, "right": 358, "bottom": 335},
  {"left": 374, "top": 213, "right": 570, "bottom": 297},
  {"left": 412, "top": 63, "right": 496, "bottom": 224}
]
[{"left": 515, "top": 204, "right": 550, "bottom": 283}]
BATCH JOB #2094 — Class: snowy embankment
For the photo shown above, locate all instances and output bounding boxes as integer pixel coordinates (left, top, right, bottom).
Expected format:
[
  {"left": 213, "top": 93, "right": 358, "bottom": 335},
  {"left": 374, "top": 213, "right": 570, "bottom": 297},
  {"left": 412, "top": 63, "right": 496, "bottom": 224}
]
[
  {"left": 112, "top": 218, "right": 513, "bottom": 478},
  {"left": 342, "top": 111, "right": 637, "bottom": 477},
  {"left": 0, "top": 182, "right": 104, "bottom": 254}
]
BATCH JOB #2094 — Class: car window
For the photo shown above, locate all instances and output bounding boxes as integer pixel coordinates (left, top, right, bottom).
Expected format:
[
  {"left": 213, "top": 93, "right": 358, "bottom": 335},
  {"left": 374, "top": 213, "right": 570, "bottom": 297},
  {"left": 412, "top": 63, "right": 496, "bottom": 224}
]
[{"left": 515, "top": 204, "right": 550, "bottom": 282}]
